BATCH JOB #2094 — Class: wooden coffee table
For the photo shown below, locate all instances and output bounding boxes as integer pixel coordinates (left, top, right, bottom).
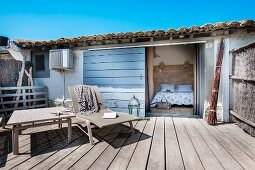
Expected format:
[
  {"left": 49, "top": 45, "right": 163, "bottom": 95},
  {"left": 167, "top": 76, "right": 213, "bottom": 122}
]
[{"left": 7, "top": 107, "right": 75, "bottom": 155}]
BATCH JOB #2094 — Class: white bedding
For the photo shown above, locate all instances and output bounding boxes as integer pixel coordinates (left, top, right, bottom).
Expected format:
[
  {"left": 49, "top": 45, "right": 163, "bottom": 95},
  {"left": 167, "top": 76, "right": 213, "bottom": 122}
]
[{"left": 151, "top": 91, "right": 194, "bottom": 107}]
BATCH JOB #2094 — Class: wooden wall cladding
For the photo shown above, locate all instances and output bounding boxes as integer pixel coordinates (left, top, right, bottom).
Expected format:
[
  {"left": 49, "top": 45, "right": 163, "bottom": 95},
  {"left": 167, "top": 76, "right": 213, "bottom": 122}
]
[
  {"left": 83, "top": 48, "right": 146, "bottom": 117},
  {"left": 153, "top": 64, "right": 194, "bottom": 93}
]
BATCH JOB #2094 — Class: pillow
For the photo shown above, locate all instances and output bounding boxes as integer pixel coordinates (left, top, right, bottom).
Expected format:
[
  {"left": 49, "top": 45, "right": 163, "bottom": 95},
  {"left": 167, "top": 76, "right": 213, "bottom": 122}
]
[
  {"left": 160, "top": 84, "right": 175, "bottom": 92},
  {"left": 177, "top": 85, "right": 193, "bottom": 92}
]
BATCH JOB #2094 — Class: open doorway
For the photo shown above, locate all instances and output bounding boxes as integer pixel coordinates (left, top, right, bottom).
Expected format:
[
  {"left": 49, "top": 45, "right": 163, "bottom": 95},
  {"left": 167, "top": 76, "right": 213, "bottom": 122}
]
[{"left": 145, "top": 44, "right": 198, "bottom": 115}]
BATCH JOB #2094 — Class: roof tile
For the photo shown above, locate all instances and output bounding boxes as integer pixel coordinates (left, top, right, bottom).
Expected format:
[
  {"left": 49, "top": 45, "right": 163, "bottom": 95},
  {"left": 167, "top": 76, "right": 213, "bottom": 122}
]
[{"left": 13, "top": 19, "right": 255, "bottom": 49}]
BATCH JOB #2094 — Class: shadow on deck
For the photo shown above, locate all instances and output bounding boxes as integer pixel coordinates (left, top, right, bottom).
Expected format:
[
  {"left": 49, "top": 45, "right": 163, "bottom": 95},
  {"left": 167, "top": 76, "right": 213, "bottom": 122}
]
[{"left": 0, "top": 117, "right": 254, "bottom": 170}]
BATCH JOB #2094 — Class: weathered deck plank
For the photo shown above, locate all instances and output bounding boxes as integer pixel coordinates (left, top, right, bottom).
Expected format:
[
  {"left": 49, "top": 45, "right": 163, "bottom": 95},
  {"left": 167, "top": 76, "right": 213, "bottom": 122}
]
[
  {"left": 219, "top": 124, "right": 255, "bottom": 148},
  {"left": 0, "top": 117, "right": 255, "bottom": 170},
  {"left": 147, "top": 117, "right": 165, "bottom": 170},
  {"left": 190, "top": 118, "right": 243, "bottom": 170},
  {"left": 216, "top": 125, "right": 255, "bottom": 160},
  {"left": 87, "top": 122, "right": 139, "bottom": 170},
  {"left": 12, "top": 127, "right": 83, "bottom": 170},
  {"left": 182, "top": 118, "right": 224, "bottom": 170},
  {"left": 2, "top": 126, "right": 68, "bottom": 169},
  {"left": 20, "top": 126, "right": 102, "bottom": 170},
  {"left": 165, "top": 117, "right": 184, "bottom": 170},
  {"left": 127, "top": 117, "right": 156, "bottom": 170},
  {"left": 173, "top": 117, "right": 204, "bottom": 170},
  {"left": 107, "top": 120, "right": 147, "bottom": 170},
  {"left": 0, "top": 125, "right": 58, "bottom": 168},
  {"left": 52, "top": 124, "right": 119, "bottom": 170},
  {"left": 199, "top": 119, "right": 255, "bottom": 170}
]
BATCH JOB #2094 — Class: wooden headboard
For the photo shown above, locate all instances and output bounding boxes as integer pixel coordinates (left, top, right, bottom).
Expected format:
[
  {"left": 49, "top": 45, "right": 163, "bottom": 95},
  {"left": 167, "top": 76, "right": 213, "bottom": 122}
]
[{"left": 153, "top": 64, "right": 194, "bottom": 93}]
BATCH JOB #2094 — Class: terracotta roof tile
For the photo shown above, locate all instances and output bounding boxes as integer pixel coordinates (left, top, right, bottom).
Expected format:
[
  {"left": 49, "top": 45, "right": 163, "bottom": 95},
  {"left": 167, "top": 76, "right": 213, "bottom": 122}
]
[{"left": 13, "top": 19, "right": 255, "bottom": 49}]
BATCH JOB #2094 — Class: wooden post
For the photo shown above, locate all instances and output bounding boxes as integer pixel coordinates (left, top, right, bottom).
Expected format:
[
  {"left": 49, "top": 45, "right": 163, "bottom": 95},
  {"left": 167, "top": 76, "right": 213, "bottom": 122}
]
[
  {"left": 12, "top": 125, "right": 19, "bottom": 155},
  {"left": 68, "top": 118, "right": 72, "bottom": 143},
  {"left": 14, "top": 56, "right": 26, "bottom": 108},
  {"left": 0, "top": 89, "right": 6, "bottom": 128},
  {"left": 22, "top": 89, "right": 27, "bottom": 107},
  {"left": 25, "top": 67, "right": 36, "bottom": 106},
  {"left": 207, "top": 38, "right": 225, "bottom": 125}
]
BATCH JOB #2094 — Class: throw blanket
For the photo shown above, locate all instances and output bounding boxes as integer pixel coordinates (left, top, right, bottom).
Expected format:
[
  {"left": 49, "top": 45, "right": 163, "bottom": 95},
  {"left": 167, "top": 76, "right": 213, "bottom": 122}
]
[{"left": 74, "top": 85, "right": 99, "bottom": 115}]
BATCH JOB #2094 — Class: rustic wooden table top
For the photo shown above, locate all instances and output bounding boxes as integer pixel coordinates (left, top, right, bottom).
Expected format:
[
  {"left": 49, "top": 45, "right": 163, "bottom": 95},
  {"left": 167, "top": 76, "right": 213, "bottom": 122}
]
[{"left": 7, "top": 107, "right": 75, "bottom": 126}]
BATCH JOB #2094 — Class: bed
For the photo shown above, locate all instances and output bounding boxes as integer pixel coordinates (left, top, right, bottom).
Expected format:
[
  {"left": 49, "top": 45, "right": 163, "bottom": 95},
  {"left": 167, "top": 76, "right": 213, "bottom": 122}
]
[{"left": 150, "top": 84, "right": 194, "bottom": 107}]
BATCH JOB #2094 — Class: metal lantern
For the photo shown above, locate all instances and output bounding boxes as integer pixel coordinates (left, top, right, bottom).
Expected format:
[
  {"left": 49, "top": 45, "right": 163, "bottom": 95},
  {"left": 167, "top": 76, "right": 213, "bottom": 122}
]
[{"left": 128, "top": 95, "right": 140, "bottom": 116}]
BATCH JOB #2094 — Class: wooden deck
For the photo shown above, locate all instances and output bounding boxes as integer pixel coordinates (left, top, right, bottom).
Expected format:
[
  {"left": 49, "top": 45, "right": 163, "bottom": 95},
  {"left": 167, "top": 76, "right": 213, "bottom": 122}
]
[{"left": 0, "top": 117, "right": 255, "bottom": 170}]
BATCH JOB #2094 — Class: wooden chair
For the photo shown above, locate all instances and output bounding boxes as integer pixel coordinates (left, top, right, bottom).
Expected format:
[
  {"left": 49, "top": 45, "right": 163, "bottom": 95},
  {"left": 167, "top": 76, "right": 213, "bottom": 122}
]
[{"left": 68, "top": 86, "right": 139, "bottom": 145}]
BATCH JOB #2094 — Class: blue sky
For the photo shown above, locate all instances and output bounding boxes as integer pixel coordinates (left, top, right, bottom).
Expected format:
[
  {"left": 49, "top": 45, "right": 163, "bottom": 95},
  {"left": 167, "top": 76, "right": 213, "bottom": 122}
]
[{"left": 0, "top": 0, "right": 254, "bottom": 40}]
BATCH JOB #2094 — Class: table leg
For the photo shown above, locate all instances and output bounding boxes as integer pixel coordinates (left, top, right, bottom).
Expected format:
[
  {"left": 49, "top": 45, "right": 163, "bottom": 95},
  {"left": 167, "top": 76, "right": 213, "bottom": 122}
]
[
  {"left": 58, "top": 119, "right": 62, "bottom": 129},
  {"left": 12, "top": 126, "right": 19, "bottom": 155},
  {"left": 67, "top": 118, "right": 72, "bottom": 143}
]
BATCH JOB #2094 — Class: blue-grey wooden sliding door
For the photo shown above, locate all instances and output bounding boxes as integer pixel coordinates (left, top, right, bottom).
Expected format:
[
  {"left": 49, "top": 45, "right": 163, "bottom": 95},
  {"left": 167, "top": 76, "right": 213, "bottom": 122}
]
[{"left": 83, "top": 48, "right": 145, "bottom": 117}]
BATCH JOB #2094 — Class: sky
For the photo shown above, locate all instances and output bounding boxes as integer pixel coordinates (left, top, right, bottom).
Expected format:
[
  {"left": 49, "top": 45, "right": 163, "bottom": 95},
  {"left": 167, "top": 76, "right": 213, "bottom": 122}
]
[{"left": 0, "top": 0, "right": 255, "bottom": 40}]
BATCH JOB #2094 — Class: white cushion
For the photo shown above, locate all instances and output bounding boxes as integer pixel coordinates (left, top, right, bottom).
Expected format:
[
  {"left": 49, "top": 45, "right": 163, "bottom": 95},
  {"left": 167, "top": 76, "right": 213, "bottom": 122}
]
[
  {"left": 160, "top": 84, "right": 175, "bottom": 92},
  {"left": 177, "top": 85, "right": 193, "bottom": 92}
]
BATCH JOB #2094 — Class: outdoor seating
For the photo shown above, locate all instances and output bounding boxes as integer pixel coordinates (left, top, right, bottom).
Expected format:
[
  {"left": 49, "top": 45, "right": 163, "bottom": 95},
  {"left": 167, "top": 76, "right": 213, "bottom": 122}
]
[{"left": 68, "top": 85, "right": 139, "bottom": 145}]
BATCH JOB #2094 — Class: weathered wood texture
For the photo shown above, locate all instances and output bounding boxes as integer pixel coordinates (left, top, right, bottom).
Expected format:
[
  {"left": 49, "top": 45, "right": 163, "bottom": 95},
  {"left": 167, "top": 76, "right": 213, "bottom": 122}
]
[
  {"left": 153, "top": 64, "right": 194, "bottom": 93},
  {"left": 1, "top": 117, "right": 255, "bottom": 170},
  {"left": 0, "top": 59, "right": 32, "bottom": 87},
  {"left": 231, "top": 41, "right": 255, "bottom": 136},
  {"left": 0, "top": 86, "right": 48, "bottom": 112},
  {"left": 84, "top": 48, "right": 145, "bottom": 117},
  {"left": 208, "top": 38, "right": 224, "bottom": 125}
]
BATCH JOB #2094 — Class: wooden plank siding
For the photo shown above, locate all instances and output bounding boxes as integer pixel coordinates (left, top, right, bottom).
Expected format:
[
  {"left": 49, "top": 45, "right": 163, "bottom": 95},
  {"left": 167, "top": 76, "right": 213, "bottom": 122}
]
[
  {"left": 0, "top": 86, "right": 48, "bottom": 113},
  {"left": 1, "top": 117, "right": 255, "bottom": 170},
  {"left": 83, "top": 48, "right": 146, "bottom": 117}
]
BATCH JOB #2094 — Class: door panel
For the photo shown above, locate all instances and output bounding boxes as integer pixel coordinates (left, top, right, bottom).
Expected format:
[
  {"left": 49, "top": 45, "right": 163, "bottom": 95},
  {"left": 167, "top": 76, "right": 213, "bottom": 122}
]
[{"left": 83, "top": 48, "right": 146, "bottom": 117}]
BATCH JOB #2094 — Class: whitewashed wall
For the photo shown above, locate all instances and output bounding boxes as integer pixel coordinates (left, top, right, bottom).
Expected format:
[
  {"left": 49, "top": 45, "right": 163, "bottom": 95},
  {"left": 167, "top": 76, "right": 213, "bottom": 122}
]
[
  {"left": 200, "top": 32, "right": 255, "bottom": 122},
  {"left": 34, "top": 49, "right": 84, "bottom": 101}
]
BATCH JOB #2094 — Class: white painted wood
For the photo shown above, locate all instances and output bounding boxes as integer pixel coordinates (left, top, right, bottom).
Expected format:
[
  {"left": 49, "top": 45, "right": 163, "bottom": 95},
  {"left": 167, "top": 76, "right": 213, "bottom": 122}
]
[
  {"left": 0, "top": 86, "right": 47, "bottom": 90},
  {"left": 101, "top": 92, "right": 144, "bottom": 100},
  {"left": 104, "top": 100, "right": 145, "bottom": 109},
  {"left": 83, "top": 47, "right": 146, "bottom": 117},
  {"left": 222, "top": 38, "right": 230, "bottom": 122},
  {"left": 84, "top": 61, "right": 145, "bottom": 71},
  {"left": 85, "top": 47, "right": 145, "bottom": 56},
  {"left": 84, "top": 53, "right": 145, "bottom": 63},
  {"left": 84, "top": 70, "right": 144, "bottom": 78},
  {"left": 99, "top": 87, "right": 144, "bottom": 93},
  {"left": 85, "top": 77, "right": 145, "bottom": 85}
]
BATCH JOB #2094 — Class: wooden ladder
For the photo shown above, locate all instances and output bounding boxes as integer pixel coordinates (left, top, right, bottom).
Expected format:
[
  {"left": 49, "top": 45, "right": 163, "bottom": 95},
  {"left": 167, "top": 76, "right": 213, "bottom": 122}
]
[{"left": 207, "top": 38, "right": 225, "bottom": 125}]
